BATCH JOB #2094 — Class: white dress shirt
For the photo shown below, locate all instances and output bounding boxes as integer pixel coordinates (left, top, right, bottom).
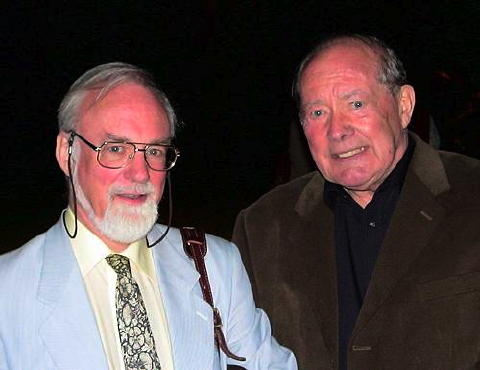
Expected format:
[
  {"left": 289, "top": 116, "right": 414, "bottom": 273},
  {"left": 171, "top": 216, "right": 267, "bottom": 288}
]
[{"left": 66, "top": 209, "right": 174, "bottom": 370}]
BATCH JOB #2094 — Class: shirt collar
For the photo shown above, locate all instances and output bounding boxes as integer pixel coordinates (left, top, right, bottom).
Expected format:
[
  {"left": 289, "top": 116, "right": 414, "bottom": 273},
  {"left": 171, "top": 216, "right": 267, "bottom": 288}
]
[
  {"left": 65, "top": 208, "right": 156, "bottom": 280},
  {"left": 324, "top": 135, "right": 416, "bottom": 209}
]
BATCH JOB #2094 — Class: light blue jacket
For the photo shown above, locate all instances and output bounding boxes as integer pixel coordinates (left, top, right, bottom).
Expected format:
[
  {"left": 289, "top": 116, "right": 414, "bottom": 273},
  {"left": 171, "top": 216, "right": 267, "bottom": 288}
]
[{"left": 0, "top": 217, "right": 296, "bottom": 370}]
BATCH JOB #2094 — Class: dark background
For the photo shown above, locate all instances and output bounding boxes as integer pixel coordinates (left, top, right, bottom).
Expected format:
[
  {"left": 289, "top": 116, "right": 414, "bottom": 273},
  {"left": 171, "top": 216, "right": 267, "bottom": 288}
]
[{"left": 2, "top": 1, "right": 480, "bottom": 253}]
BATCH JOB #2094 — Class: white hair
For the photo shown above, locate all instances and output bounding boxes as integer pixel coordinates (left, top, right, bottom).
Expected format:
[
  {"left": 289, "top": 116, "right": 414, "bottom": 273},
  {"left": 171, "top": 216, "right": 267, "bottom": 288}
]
[{"left": 58, "top": 62, "right": 177, "bottom": 136}]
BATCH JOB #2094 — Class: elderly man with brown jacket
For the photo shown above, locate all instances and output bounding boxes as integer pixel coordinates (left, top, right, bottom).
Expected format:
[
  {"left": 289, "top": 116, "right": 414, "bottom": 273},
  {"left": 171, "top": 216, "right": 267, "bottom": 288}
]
[{"left": 233, "top": 34, "right": 480, "bottom": 370}]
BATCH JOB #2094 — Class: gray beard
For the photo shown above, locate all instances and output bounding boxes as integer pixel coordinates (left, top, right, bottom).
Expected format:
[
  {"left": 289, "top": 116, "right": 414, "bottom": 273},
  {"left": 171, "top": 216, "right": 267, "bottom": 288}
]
[{"left": 72, "top": 172, "right": 158, "bottom": 244}]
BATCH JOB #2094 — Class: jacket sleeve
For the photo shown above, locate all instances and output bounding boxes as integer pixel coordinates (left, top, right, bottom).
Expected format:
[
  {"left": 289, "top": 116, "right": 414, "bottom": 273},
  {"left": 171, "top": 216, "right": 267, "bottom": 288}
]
[
  {"left": 217, "top": 237, "right": 297, "bottom": 369},
  {"left": 231, "top": 210, "right": 258, "bottom": 298}
]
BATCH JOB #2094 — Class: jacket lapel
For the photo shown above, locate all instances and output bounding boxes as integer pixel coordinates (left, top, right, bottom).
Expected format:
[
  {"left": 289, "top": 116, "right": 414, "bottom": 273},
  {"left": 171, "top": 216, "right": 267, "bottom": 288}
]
[
  {"left": 38, "top": 220, "right": 107, "bottom": 369},
  {"left": 150, "top": 226, "right": 214, "bottom": 370},
  {"left": 354, "top": 136, "right": 449, "bottom": 334},
  {"left": 287, "top": 173, "right": 338, "bottom": 361}
]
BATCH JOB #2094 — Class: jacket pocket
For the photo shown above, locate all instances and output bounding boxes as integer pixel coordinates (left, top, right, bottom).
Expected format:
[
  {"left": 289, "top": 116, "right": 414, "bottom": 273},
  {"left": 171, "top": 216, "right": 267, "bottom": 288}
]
[{"left": 417, "top": 271, "right": 480, "bottom": 301}]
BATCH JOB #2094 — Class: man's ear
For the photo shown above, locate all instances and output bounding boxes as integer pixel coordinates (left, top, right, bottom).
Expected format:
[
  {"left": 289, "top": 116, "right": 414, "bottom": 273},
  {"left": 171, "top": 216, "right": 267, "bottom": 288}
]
[
  {"left": 397, "top": 85, "right": 416, "bottom": 129},
  {"left": 56, "top": 132, "right": 72, "bottom": 176}
]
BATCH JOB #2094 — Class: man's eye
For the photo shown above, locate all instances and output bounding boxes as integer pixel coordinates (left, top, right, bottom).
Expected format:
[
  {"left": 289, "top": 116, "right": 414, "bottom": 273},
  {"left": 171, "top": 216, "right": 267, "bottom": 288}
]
[
  {"left": 106, "top": 145, "right": 125, "bottom": 153},
  {"left": 311, "top": 109, "right": 324, "bottom": 118},
  {"left": 147, "top": 147, "right": 165, "bottom": 157},
  {"left": 351, "top": 101, "right": 363, "bottom": 109}
]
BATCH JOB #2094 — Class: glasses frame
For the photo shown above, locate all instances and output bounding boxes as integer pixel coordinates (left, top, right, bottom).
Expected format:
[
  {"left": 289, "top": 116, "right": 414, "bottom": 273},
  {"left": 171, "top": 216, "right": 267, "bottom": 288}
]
[{"left": 69, "top": 131, "right": 180, "bottom": 171}]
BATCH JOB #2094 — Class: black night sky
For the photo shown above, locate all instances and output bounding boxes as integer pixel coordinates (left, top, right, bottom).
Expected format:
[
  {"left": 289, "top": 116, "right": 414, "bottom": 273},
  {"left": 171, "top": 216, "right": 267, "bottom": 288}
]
[{"left": 2, "top": 1, "right": 480, "bottom": 253}]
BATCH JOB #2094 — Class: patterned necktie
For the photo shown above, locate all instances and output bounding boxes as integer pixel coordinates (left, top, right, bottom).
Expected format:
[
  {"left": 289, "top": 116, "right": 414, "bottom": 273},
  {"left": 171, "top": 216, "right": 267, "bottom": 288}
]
[{"left": 106, "top": 254, "right": 161, "bottom": 370}]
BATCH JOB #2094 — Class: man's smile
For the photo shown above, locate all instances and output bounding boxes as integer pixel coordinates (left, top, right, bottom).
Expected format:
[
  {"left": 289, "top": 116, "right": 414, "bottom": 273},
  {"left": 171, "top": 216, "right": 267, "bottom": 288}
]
[{"left": 333, "top": 146, "right": 367, "bottom": 159}]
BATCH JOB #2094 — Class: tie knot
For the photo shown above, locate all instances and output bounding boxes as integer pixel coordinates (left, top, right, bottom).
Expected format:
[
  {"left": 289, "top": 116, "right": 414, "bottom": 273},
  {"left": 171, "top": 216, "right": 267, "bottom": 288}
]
[{"left": 106, "top": 254, "right": 132, "bottom": 278}]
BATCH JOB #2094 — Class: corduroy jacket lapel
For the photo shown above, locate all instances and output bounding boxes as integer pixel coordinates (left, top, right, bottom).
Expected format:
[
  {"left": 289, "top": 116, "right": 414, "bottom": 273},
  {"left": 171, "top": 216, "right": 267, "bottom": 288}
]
[
  {"left": 286, "top": 173, "right": 338, "bottom": 363},
  {"left": 353, "top": 135, "right": 449, "bottom": 338}
]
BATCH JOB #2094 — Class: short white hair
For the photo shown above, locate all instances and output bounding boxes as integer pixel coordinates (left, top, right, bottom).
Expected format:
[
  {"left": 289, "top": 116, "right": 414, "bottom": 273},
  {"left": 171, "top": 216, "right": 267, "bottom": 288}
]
[{"left": 58, "top": 62, "right": 177, "bottom": 136}]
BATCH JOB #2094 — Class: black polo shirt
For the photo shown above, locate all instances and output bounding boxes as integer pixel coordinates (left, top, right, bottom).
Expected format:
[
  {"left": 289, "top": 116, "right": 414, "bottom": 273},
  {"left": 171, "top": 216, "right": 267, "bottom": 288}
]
[{"left": 324, "top": 139, "right": 415, "bottom": 370}]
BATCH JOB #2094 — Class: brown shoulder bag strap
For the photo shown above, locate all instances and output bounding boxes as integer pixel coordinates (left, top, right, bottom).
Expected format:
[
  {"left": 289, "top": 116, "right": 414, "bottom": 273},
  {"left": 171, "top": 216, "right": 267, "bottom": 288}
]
[{"left": 180, "top": 226, "right": 246, "bottom": 362}]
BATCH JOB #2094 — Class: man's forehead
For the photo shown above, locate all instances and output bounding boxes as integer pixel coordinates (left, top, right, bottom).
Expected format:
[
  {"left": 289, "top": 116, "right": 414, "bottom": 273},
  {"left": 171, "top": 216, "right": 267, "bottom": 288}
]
[
  {"left": 81, "top": 82, "right": 160, "bottom": 111},
  {"left": 299, "top": 44, "right": 381, "bottom": 100},
  {"left": 78, "top": 83, "right": 167, "bottom": 124},
  {"left": 77, "top": 82, "right": 171, "bottom": 140},
  {"left": 305, "top": 42, "right": 378, "bottom": 77}
]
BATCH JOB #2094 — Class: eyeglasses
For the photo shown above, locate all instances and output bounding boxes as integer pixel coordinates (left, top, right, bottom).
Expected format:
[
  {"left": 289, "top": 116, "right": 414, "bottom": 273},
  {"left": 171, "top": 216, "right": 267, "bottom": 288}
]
[{"left": 69, "top": 131, "right": 180, "bottom": 171}]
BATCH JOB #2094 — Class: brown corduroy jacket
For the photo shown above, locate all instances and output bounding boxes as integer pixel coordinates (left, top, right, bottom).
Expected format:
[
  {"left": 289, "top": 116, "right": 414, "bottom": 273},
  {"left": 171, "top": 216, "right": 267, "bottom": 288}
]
[{"left": 232, "top": 134, "right": 480, "bottom": 370}]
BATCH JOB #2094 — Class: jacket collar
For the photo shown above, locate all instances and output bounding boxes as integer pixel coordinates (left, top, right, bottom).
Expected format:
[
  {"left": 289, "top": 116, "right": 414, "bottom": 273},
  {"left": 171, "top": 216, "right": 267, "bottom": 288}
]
[
  {"left": 408, "top": 132, "right": 450, "bottom": 197},
  {"left": 295, "top": 171, "right": 326, "bottom": 217}
]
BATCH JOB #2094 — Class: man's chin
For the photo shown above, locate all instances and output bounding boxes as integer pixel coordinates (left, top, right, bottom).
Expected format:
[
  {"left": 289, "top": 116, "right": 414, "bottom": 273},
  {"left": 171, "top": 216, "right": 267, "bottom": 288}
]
[
  {"left": 328, "top": 168, "right": 376, "bottom": 190},
  {"left": 96, "top": 202, "right": 158, "bottom": 244}
]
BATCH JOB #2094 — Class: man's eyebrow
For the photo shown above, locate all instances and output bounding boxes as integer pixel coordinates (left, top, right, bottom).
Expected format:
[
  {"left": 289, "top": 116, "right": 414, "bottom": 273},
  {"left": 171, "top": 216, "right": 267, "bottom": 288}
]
[
  {"left": 105, "top": 133, "right": 129, "bottom": 142},
  {"left": 301, "top": 99, "right": 325, "bottom": 109},
  {"left": 105, "top": 133, "right": 172, "bottom": 145},
  {"left": 340, "top": 90, "right": 367, "bottom": 100},
  {"left": 151, "top": 138, "right": 172, "bottom": 145}
]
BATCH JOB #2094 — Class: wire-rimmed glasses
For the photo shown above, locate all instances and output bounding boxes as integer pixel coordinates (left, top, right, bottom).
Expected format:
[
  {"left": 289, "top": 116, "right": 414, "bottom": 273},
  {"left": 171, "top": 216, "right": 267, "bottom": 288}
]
[{"left": 69, "top": 131, "right": 180, "bottom": 171}]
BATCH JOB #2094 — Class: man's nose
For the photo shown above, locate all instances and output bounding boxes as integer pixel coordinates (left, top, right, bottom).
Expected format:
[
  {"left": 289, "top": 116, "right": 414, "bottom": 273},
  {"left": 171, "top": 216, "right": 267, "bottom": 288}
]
[
  {"left": 327, "top": 111, "right": 353, "bottom": 141},
  {"left": 124, "top": 150, "right": 150, "bottom": 183}
]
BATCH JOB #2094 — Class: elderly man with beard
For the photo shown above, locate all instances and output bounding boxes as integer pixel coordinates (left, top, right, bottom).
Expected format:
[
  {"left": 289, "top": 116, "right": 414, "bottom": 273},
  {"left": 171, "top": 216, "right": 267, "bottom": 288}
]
[
  {"left": 0, "top": 63, "right": 297, "bottom": 370},
  {"left": 233, "top": 35, "right": 480, "bottom": 369}
]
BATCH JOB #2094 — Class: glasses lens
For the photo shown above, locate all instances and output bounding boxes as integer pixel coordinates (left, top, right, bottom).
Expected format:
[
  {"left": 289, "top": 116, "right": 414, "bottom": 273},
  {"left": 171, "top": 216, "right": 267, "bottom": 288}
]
[
  {"left": 98, "top": 142, "right": 133, "bottom": 168},
  {"left": 145, "top": 145, "right": 178, "bottom": 170}
]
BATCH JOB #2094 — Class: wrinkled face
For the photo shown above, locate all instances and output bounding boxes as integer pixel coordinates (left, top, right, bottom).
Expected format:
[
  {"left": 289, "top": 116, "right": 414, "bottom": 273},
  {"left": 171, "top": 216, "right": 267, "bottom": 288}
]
[
  {"left": 60, "top": 83, "right": 171, "bottom": 243},
  {"left": 299, "top": 43, "right": 414, "bottom": 193}
]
